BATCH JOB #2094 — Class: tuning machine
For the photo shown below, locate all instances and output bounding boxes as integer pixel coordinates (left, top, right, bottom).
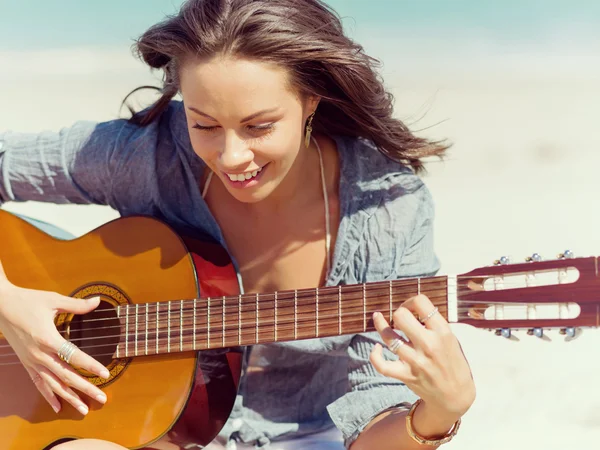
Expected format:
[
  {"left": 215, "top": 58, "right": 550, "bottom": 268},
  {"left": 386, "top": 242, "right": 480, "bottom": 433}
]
[
  {"left": 495, "top": 328, "right": 519, "bottom": 341},
  {"left": 560, "top": 326, "right": 581, "bottom": 342},
  {"left": 493, "top": 256, "right": 510, "bottom": 265},
  {"left": 558, "top": 250, "right": 575, "bottom": 259},
  {"left": 527, "top": 327, "right": 551, "bottom": 341},
  {"left": 525, "top": 253, "right": 542, "bottom": 262}
]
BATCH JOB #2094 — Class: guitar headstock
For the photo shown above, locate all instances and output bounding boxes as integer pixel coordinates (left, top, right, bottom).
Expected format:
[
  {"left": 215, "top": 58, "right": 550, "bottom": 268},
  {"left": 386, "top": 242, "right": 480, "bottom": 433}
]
[{"left": 456, "top": 250, "right": 599, "bottom": 342}]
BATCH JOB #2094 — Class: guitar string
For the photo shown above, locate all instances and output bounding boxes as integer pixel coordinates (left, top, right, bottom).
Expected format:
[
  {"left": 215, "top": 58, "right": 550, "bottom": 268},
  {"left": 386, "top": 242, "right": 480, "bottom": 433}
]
[
  {"left": 0, "top": 275, "right": 580, "bottom": 353},
  {"left": 0, "top": 294, "right": 586, "bottom": 358},
  {"left": 46, "top": 272, "right": 578, "bottom": 327}
]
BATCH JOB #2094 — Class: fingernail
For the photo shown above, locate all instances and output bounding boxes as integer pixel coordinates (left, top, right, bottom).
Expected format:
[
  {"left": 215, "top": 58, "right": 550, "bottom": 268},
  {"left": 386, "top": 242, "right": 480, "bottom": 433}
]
[
  {"left": 52, "top": 403, "right": 61, "bottom": 414},
  {"left": 96, "top": 393, "right": 107, "bottom": 404},
  {"left": 78, "top": 405, "right": 89, "bottom": 415},
  {"left": 373, "top": 312, "right": 382, "bottom": 319},
  {"left": 100, "top": 368, "right": 110, "bottom": 379}
]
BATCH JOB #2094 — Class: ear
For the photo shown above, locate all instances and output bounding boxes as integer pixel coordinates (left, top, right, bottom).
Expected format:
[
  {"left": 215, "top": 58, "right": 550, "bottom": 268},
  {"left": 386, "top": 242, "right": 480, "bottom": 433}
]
[{"left": 305, "top": 95, "right": 321, "bottom": 116}]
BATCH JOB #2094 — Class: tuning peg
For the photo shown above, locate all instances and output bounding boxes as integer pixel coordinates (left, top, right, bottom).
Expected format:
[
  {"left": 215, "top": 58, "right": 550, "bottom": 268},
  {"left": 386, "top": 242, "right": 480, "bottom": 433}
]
[
  {"left": 525, "top": 253, "right": 542, "bottom": 262},
  {"left": 560, "top": 327, "right": 581, "bottom": 342},
  {"left": 558, "top": 250, "right": 575, "bottom": 259},
  {"left": 494, "top": 256, "right": 510, "bottom": 265},
  {"left": 527, "top": 327, "right": 551, "bottom": 341},
  {"left": 495, "top": 328, "right": 519, "bottom": 341}
]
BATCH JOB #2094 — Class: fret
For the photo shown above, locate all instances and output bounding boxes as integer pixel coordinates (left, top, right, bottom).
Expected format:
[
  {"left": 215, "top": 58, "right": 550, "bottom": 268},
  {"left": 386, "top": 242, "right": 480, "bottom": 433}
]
[
  {"left": 316, "top": 287, "right": 319, "bottom": 337},
  {"left": 258, "top": 293, "right": 275, "bottom": 343},
  {"left": 116, "top": 306, "right": 121, "bottom": 358},
  {"left": 167, "top": 301, "right": 172, "bottom": 353},
  {"left": 135, "top": 304, "right": 139, "bottom": 356},
  {"left": 156, "top": 303, "right": 159, "bottom": 355},
  {"left": 338, "top": 285, "right": 342, "bottom": 335},
  {"left": 239, "top": 293, "right": 254, "bottom": 345},
  {"left": 125, "top": 304, "right": 129, "bottom": 357},
  {"left": 418, "top": 277, "right": 421, "bottom": 295},
  {"left": 180, "top": 299, "right": 184, "bottom": 352},
  {"left": 294, "top": 289, "right": 298, "bottom": 340},
  {"left": 255, "top": 293, "right": 259, "bottom": 344},
  {"left": 363, "top": 284, "right": 366, "bottom": 332},
  {"left": 193, "top": 298, "right": 197, "bottom": 351},
  {"left": 274, "top": 291, "right": 278, "bottom": 342},
  {"left": 207, "top": 297, "right": 211, "bottom": 349},
  {"left": 222, "top": 296, "right": 226, "bottom": 348},
  {"left": 238, "top": 295, "right": 242, "bottom": 346},
  {"left": 145, "top": 303, "right": 149, "bottom": 356}
]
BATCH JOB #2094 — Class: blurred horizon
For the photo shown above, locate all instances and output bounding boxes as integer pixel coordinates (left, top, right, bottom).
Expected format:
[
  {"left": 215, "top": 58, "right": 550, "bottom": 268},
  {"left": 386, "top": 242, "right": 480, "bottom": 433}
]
[{"left": 0, "top": 0, "right": 598, "bottom": 82}]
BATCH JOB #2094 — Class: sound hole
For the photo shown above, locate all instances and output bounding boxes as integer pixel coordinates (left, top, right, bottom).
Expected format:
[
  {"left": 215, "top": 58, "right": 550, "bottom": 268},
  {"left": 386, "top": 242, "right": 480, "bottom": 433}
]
[{"left": 68, "top": 299, "right": 121, "bottom": 366}]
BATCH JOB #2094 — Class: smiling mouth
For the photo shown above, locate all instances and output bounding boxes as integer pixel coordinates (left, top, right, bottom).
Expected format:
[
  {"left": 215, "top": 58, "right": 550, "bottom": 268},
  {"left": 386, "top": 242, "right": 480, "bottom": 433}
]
[{"left": 224, "top": 165, "right": 265, "bottom": 182}]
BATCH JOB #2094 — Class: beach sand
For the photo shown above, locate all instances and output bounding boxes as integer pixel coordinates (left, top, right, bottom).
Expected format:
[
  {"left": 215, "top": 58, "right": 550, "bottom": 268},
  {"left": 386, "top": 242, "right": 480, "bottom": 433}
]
[{"left": 1, "top": 48, "right": 599, "bottom": 449}]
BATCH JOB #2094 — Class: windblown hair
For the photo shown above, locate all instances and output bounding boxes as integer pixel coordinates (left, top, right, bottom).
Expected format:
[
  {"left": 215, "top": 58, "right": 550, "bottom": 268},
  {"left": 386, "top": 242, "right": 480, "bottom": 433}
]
[{"left": 125, "top": 0, "right": 447, "bottom": 172}]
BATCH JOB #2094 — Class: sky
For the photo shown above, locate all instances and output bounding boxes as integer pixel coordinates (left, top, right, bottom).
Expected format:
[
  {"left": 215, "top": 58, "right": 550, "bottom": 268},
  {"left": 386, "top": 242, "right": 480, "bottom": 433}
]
[
  {"left": 0, "top": 0, "right": 598, "bottom": 51},
  {"left": 0, "top": 0, "right": 598, "bottom": 82}
]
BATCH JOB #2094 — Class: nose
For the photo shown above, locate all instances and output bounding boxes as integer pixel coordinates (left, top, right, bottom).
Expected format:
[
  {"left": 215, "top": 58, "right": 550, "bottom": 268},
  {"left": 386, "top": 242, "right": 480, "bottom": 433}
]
[{"left": 219, "top": 131, "right": 254, "bottom": 171}]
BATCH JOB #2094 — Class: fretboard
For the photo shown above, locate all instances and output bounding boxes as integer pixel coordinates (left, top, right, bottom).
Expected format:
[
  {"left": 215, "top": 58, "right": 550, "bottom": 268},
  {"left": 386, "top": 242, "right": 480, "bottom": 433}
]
[{"left": 114, "top": 276, "right": 448, "bottom": 358}]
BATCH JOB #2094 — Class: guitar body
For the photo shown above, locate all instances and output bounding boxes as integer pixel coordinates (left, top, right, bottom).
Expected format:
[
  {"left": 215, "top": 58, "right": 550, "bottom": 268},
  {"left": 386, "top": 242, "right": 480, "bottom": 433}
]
[{"left": 0, "top": 210, "right": 243, "bottom": 449}]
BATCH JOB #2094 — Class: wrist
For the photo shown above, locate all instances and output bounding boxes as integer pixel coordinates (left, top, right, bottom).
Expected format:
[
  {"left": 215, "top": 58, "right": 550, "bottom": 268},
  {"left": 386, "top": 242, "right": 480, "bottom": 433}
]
[{"left": 410, "top": 400, "right": 462, "bottom": 441}]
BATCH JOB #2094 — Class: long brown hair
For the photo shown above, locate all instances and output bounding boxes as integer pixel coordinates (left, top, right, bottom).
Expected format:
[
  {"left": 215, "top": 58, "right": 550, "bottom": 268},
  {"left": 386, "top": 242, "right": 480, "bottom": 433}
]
[{"left": 125, "top": 0, "right": 447, "bottom": 172}]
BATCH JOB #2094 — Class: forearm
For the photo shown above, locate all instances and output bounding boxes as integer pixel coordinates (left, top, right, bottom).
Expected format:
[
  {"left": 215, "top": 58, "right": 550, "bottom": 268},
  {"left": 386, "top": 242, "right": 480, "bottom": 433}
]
[{"left": 350, "top": 400, "right": 460, "bottom": 450}]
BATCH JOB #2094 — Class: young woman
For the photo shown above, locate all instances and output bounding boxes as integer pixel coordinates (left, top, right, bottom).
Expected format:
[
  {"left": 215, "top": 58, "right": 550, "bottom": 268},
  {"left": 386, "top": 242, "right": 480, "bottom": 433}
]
[{"left": 0, "top": 0, "right": 475, "bottom": 449}]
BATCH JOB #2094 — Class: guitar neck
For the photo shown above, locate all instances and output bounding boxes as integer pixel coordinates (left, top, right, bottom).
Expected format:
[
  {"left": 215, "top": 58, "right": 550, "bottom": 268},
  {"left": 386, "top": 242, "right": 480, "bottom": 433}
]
[{"left": 114, "top": 276, "right": 449, "bottom": 358}]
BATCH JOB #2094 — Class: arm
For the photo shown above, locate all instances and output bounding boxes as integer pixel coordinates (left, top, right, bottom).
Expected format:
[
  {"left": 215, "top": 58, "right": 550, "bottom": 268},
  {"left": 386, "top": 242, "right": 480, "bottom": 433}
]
[
  {"left": 0, "top": 101, "right": 183, "bottom": 210},
  {"left": 349, "top": 402, "right": 463, "bottom": 450},
  {"left": 343, "top": 181, "right": 474, "bottom": 449}
]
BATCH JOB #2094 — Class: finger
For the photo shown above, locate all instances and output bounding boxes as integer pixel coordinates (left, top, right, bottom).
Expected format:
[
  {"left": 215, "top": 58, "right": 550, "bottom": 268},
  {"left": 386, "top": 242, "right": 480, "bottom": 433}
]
[
  {"left": 372, "top": 312, "right": 416, "bottom": 362},
  {"left": 55, "top": 295, "right": 101, "bottom": 315},
  {"left": 49, "top": 356, "right": 107, "bottom": 404},
  {"left": 49, "top": 336, "right": 110, "bottom": 380},
  {"left": 401, "top": 294, "right": 447, "bottom": 331},
  {"left": 25, "top": 366, "right": 61, "bottom": 413},
  {"left": 370, "top": 343, "right": 409, "bottom": 380},
  {"left": 391, "top": 305, "right": 430, "bottom": 348},
  {"left": 38, "top": 366, "right": 90, "bottom": 416}
]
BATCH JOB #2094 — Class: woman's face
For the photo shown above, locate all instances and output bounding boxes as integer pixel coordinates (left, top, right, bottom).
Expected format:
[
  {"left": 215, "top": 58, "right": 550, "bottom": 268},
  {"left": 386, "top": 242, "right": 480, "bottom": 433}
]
[{"left": 180, "top": 55, "right": 318, "bottom": 204}]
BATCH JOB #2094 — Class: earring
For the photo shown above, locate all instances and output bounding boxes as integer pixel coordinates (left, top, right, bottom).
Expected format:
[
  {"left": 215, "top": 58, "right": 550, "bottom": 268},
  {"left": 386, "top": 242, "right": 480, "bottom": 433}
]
[{"left": 305, "top": 112, "right": 315, "bottom": 148}]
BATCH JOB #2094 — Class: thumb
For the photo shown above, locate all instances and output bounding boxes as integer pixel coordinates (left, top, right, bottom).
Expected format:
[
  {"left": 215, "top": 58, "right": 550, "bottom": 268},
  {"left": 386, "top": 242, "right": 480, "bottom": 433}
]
[{"left": 56, "top": 295, "right": 101, "bottom": 315}]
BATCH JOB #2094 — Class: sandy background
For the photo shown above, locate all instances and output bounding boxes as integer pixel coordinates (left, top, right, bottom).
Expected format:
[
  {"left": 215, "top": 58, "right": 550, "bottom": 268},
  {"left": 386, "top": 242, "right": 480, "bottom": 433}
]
[{"left": 2, "top": 9, "right": 600, "bottom": 450}]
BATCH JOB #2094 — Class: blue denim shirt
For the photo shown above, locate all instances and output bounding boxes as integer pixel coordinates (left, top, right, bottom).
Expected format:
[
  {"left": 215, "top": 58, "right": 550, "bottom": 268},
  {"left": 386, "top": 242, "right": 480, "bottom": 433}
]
[{"left": 0, "top": 101, "right": 440, "bottom": 448}]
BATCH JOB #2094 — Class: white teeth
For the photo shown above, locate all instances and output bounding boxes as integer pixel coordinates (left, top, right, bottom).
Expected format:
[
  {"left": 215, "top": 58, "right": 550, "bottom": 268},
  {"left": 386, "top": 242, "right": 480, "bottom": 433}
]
[{"left": 226, "top": 166, "right": 263, "bottom": 182}]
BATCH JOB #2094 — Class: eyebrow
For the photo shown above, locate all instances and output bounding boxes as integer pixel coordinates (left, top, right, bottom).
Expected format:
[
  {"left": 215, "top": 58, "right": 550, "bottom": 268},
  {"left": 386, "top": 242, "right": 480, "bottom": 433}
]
[{"left": 187, "top": 106, "right": 279, "bottom": 123}]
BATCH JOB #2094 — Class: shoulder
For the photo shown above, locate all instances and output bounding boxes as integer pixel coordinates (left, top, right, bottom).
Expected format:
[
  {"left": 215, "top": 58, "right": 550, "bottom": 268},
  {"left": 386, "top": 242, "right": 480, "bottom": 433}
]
[
  {"left": 332, "top": 136, "right": 439, "bottom": 282},
  {"left": 336, "top": 135, "right": 433, "bottom": 219}
]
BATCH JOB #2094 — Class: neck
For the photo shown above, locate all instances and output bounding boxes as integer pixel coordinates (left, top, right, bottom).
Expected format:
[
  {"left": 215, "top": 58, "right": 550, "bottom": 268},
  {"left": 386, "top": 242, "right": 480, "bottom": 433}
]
[
  {"left": 114, "top": 276, "right": 449, "bottom": 358},
  {"left": 256, "top": 138, "right": 323, "bottom": 214}
]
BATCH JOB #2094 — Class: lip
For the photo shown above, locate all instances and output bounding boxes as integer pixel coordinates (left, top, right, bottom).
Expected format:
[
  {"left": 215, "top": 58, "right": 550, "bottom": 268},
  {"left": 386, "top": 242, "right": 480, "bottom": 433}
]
[{"left": 222, "top": 163, "right": 268, "bottom": 189}]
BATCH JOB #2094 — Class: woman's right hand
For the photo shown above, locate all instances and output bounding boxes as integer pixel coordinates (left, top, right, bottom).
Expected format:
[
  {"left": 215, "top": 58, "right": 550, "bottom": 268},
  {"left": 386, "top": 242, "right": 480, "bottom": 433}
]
[{"left": 0, "top": 260, "right": 110, "bottom": 415}]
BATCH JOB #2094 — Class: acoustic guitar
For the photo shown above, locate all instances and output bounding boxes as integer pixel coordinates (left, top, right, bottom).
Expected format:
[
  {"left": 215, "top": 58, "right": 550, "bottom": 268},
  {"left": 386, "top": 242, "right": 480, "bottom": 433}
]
[{"left": 0, "top": 210, "right": 597, "bottom": 449}]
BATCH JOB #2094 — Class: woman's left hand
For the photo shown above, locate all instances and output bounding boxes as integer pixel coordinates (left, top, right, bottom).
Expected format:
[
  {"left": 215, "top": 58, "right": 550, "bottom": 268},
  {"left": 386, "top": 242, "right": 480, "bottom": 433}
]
[{"left": 370, "top": 294, "right": 476, "bottom": 421}]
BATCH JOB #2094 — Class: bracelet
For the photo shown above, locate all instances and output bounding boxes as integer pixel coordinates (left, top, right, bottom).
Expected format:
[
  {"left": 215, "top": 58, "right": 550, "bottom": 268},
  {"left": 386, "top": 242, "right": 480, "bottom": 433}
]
[{"left": 405, "top": 399, "right": 461, "bottom": 446}]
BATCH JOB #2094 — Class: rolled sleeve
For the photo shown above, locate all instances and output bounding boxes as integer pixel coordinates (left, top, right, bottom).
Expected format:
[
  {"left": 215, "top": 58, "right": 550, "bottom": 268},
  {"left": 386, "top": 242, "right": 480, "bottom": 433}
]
[
  {"left": 326, "top": 331, "right": 417, "bottom": 447},
  {"left": 0, "top": 121, "right": 121, "bottom": 205}
]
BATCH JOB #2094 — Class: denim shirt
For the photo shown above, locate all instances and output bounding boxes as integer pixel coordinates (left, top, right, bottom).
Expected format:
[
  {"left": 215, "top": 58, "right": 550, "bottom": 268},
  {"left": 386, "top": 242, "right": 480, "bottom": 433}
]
[{"left": 0, "top": 101, "right": 440, "bottom": 449}]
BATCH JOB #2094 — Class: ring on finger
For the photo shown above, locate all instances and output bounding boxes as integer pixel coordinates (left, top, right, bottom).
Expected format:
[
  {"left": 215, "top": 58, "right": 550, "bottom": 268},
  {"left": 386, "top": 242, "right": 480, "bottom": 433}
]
[
  {"left": 420, "top": 307, "right": 439, "bottom": 324},
  {"left": 57, "top": 341, "right": 78, "bottom": 365},
  {"left": 388, "top": 338, "right": 404, "bottom": 353}
]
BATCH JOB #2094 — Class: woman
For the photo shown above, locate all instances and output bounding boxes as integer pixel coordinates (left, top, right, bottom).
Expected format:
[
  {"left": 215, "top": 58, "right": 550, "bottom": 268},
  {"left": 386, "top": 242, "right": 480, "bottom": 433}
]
[{"left": 0, "top": 0, "right": 475, "bottom": 449}]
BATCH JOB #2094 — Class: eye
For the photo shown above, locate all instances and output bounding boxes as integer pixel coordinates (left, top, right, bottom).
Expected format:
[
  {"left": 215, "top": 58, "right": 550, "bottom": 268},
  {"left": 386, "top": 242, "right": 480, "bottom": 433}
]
[
  {"left": 192, "top": 123, "right": 219, "bottom": 132},
  {"left": 248, "top": 123, "right": 275, "bottom": 132}
]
